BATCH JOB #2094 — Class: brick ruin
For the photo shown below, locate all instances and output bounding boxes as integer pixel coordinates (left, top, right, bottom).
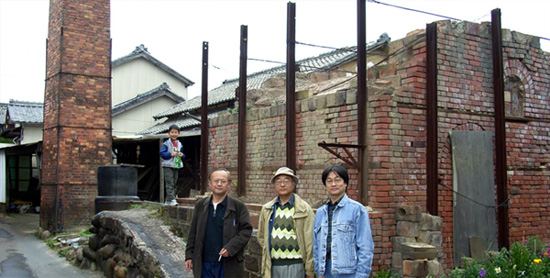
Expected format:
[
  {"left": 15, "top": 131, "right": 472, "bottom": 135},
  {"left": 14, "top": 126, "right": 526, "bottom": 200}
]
[
  {"left": 41, "top": 0, "right": 112, "bottom": 232},
  {"left": 205, "top": 20, "right": 550, "bottom": 273},
  {"left": 38, "top": 0, "right": 549, "bottom": 275}
]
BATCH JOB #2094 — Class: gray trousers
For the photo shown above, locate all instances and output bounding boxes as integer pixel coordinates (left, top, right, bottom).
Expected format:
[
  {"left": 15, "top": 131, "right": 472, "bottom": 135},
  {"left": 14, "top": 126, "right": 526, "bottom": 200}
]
[
  {"left": 272, "top": 263, "right": 304, "bottom": 278},
  {"left": 163, "top": 167, "right": 179, "bottom": 201}
]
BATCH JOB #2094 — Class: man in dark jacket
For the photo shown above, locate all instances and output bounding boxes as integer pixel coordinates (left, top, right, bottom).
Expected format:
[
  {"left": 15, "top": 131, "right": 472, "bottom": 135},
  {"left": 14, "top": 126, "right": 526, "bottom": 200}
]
[{"left": 185, "top": 168, "right": 252, "bottom": 278}]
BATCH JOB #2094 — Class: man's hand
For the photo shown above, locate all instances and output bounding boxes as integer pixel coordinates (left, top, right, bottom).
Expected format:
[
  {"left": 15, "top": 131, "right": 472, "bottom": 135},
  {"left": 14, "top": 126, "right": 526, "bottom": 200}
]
[
  {"left": 185, "top": 259, "right": 192, "bottom": 271},
  {"left": 219, "top": 248, "right": 230, "bottom": 257}
]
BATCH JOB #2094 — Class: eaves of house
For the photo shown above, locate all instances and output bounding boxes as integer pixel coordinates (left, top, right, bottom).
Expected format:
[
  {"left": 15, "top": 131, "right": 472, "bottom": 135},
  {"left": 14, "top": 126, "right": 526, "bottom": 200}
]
[
  {"left": 113, "top": 44, "right": 195, "bottom": 87},
  {"left": 112, "top": 82, "right": 185, "bottom": 116}
]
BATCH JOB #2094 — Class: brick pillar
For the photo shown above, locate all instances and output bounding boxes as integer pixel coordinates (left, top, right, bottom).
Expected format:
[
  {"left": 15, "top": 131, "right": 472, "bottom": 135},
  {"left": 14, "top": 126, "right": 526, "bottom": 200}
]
[{"left": 41, "top": 0, "right": 111, "bottom": 232}]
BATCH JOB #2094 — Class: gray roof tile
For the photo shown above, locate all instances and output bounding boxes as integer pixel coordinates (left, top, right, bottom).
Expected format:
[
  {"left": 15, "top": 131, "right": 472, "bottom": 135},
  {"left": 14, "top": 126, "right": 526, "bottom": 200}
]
[
  {"left": 7, "top": 100, "right": 43, "bottom": 124},
  {"left": 153, "top": 33, "right": 390, "bottom": 120},
  {"left": 138, "top": 112, "right": 220, "bottom": 135},
  {"left": 112, "top": 82, "right": 185, "bottom": 116}
]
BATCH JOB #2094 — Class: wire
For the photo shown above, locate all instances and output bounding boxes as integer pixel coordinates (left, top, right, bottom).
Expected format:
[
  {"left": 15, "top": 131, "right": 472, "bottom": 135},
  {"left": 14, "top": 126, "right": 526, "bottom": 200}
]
[
  {"left": 296, "top": 41, "right": 350, "bottom": 51},
  {"left": 247, "top": 57, "right": 286, "bottom": 65},
  {"left": 440, "top": 183, "right": 509, "bottom": 209},
  {"left": 367, "top": 0, "right": 463, "bottom": 21}
]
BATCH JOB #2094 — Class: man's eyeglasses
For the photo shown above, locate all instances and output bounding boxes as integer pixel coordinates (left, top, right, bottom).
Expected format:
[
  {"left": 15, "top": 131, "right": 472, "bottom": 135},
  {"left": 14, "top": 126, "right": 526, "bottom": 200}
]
[
  {"left": 212, "top": 179, "right": 228, "bottom": 184},
  {"left": 325, "top": 177, "right": 344, "bottom": 185},
  {"left": 275, "top": 179, "right": 292, "bottom": 186}
]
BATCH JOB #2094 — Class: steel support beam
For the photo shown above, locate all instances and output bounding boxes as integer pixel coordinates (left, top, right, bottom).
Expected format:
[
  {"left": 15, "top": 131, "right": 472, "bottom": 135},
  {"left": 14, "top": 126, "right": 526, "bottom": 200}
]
[
  {"left": 357, "top": 0, "right": 367, "bottom": 204},
  {"left": 286, "top": 2, "right": 297, "bottom": 172},
  {"left": 426, "top": 22, "right": 439, "bottom": 215},
  {"left": 491, "top": 8, "right": 509, "bottom": 249},
  {"left": 200, "top": 41, "right": 209, "bottom": 195},
  {"left": 237, "top": 25, "right": 248, "bottom": 196}
]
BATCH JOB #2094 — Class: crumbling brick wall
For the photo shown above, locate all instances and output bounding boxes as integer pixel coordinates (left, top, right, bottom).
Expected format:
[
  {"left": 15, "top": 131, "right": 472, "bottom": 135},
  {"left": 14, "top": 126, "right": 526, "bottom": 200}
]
[{"left": 205, "top": 20, "right": 550, "bottom": 273}]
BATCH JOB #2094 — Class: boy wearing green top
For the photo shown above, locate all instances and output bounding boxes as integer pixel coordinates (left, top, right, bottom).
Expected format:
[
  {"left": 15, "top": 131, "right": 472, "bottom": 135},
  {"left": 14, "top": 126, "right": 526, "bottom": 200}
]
[{"left": 159, "top": 124, "right": 185, "bottom": 206}]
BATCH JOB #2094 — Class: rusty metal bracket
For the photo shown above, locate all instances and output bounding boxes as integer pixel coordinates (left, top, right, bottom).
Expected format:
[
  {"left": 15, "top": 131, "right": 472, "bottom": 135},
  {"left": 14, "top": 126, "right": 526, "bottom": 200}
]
[{"left": 318, "top": 141, "right": 365, "bottom": 169}]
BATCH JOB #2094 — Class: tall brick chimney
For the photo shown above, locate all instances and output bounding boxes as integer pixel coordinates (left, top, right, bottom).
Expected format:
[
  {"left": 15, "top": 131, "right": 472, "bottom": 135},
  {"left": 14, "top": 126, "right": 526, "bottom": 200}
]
[{"left": 41, "top": 0, "right": 112, "bottom": 232}]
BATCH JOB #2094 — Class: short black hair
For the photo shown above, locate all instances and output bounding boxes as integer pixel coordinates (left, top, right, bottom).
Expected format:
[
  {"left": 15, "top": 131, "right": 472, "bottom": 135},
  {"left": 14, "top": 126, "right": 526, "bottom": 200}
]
[
  {"left": 321, "top": 165, "right": 349, "bottom": 186},
  {"left": 168, "top": 125, "right": 179, "bottom": 132}
]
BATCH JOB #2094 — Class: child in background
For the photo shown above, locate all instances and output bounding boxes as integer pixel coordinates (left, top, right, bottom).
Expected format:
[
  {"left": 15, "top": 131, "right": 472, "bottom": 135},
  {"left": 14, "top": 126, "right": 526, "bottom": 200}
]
[{"left": 159, "top": 124, "right": 185, "bottom": 206}]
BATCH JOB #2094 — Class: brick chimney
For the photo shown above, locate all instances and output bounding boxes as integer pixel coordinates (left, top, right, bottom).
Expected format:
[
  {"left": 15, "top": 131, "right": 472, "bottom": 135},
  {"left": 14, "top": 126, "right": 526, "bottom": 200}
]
[{"left": 41, "top": 0, "right": 112, "bottom": 232}]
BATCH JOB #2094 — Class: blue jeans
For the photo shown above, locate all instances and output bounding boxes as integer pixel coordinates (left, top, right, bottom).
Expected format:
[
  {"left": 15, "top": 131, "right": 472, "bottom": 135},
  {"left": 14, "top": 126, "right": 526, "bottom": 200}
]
[{"left": 202, "top": 261, "right": 224, "bottom": 278}]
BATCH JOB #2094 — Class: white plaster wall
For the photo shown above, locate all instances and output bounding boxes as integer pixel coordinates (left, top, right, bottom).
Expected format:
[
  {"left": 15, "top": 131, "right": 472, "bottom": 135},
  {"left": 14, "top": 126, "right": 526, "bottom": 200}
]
[{"left": 112, "top": 58, "right": 189, "bottom": 105}]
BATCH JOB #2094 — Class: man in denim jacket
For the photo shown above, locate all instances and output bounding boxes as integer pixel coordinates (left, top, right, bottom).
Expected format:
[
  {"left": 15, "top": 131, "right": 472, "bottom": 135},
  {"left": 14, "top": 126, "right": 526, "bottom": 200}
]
[{"left": 313, "top": 165, "right": 374, "bottom": 278}]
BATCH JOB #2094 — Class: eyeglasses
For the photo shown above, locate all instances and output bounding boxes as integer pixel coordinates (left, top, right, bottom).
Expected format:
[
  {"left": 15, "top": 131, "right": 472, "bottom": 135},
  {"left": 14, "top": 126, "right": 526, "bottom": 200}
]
[
  {"left": 212, "top": 179, "right": 228, "bottom": 184},
  {"left": 275, "top": 179, "right": 293, "bottom": 186},
  {"left": 325, "top": 177, "right": 344, "bottom": 185}
]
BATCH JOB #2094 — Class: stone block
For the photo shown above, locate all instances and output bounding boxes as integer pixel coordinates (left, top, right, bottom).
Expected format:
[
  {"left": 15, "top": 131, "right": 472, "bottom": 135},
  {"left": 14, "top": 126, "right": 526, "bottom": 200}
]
[
  {"left": 469, "top": 236, "right": 487, "bottom": 262},
  {"left": 401, "top": 242, "right": 437, "bottom": 260},
  {"left": 99, "top": 244, "right": 117, "bottom": 258},
  {"left": 297, "top": 89, "right": 314, "bottom": 100},
  {"left": 396, "top": 221, "right": 419, "bottom": 237},
  {"left": 391, "top": 252, "right": 403, "bottom": 267},
  {"left": 315, "top": 95, "right": 327, "bottom": 110},
  {"left": 417, "top": 231, "right": 442, "bottom": 247},
  {"left": 403, "top": 260, "right": 427, "bottom": 277},
  {"left": 427, "top": 259, "right": 442, "bottom": 277},
  {"left": 419, "top": 213, "right": 442, "bottom": 231},
  {"left": 345, "top": 90, "right": 357, "bottom": 104},
  {"left": 395, "top": 205, "right": 422, "bottom": 222},
  {"left": 391, "top": 236, "right": 416, "bottom": 252}
]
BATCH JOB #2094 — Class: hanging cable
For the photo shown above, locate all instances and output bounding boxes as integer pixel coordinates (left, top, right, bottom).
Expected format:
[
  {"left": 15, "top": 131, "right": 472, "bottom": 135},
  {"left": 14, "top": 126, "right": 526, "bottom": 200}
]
[
  {"left": 296, "top": 41, "right": 350, "bottom": 51},
  {"left": 247, "top": 57, "right": 286, "bottom": 65},
  {"left": 367, "top": 0, "right": 463, "bottom": 21},
  {"left": 440, "top": 183, "right": 510, "bottom": 209}
]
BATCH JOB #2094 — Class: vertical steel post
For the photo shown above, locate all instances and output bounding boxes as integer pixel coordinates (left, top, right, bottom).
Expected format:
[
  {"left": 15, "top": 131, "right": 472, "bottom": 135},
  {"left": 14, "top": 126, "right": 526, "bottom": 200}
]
[
  {"left": 286, "top": 2, "right": 297, "bottom": 172},
  {"left": 491, "top": 8, "right": 509, "bottom": 249},
  {"left": 200, "top": 41, "right": 209, "bottom": 195},
  {"left": 357, "top": 0, "right": 367, "bottom": 204},
  {"left": 238, "top": 25, "right": 248, "bottom": 196},
  {"left": 426, "top": 22, "right": 439, "bottom": 215}
]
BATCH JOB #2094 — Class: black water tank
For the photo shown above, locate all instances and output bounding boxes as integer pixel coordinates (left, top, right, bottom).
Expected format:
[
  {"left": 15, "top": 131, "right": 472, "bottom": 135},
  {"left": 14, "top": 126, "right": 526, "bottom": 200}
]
[{"left": 95, "top": 165, "right": 140, "bottom": 213}]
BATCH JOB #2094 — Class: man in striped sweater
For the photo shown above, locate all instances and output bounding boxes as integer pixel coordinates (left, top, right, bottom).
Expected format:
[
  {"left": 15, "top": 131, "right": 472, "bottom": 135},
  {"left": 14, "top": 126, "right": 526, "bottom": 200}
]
[{"left": 258, "top": 167, "right": 315, "bottom": 278}]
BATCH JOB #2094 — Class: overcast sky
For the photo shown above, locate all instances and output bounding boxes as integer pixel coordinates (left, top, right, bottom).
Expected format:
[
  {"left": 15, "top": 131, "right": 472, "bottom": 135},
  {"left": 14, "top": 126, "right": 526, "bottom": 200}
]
[{"left": 0, "top": 0, "right": 549, "bottom": 103}]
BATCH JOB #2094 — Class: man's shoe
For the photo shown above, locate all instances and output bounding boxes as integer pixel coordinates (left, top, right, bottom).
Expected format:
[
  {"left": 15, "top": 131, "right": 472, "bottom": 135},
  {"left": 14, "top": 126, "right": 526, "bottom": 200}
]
[{"left": 169, "top": 199, "right": 178, "bottom": 206}]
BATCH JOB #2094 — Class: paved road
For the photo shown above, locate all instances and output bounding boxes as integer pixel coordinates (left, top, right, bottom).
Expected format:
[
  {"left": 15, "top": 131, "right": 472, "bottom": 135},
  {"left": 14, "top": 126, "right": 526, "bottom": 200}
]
[{"left": 0, "top": 213, "right": 104, "bottom": 278}]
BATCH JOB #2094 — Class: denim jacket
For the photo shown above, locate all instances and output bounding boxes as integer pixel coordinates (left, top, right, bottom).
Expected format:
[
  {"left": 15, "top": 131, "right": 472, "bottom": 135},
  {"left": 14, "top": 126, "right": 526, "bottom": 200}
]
[{"left": 313, "top": 194, "right": 374, "bottom": 277}]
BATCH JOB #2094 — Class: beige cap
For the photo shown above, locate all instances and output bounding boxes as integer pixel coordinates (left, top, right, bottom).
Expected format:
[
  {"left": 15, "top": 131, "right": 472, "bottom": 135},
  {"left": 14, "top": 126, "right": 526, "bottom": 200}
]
[{"left": 270, "top": 167, "right": 299, "bottom": 184}]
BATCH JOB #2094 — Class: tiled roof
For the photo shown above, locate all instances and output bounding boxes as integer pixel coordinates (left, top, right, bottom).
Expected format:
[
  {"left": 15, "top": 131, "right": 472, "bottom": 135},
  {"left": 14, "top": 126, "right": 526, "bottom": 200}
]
[
  {"left": 0, "top": 103, "right": 7, "bottom": 125},
  {"left": 112, "top": 83, "right": 185, "bottom": 116},
  {"left": 153, "top": 33, "right": 390, "bottom": 120},
  {"left": 137, "top": 112, "right": 220, "bottom": 135},
  {"left": 113, "top": 44, "right": 194, "bottom": 87},
  {"left": 7, "top": 100, "right": 43, "bottom": 124}
]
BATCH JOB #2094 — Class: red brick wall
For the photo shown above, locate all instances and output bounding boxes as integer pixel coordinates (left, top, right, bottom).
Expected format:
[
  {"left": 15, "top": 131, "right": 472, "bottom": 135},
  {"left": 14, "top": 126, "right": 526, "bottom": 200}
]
[
  {"left": 41, "top": 0, "right": 111, "bottom": 232},
  {"left": 206, "top": 20, "right": 550, "bottom": 273}
]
